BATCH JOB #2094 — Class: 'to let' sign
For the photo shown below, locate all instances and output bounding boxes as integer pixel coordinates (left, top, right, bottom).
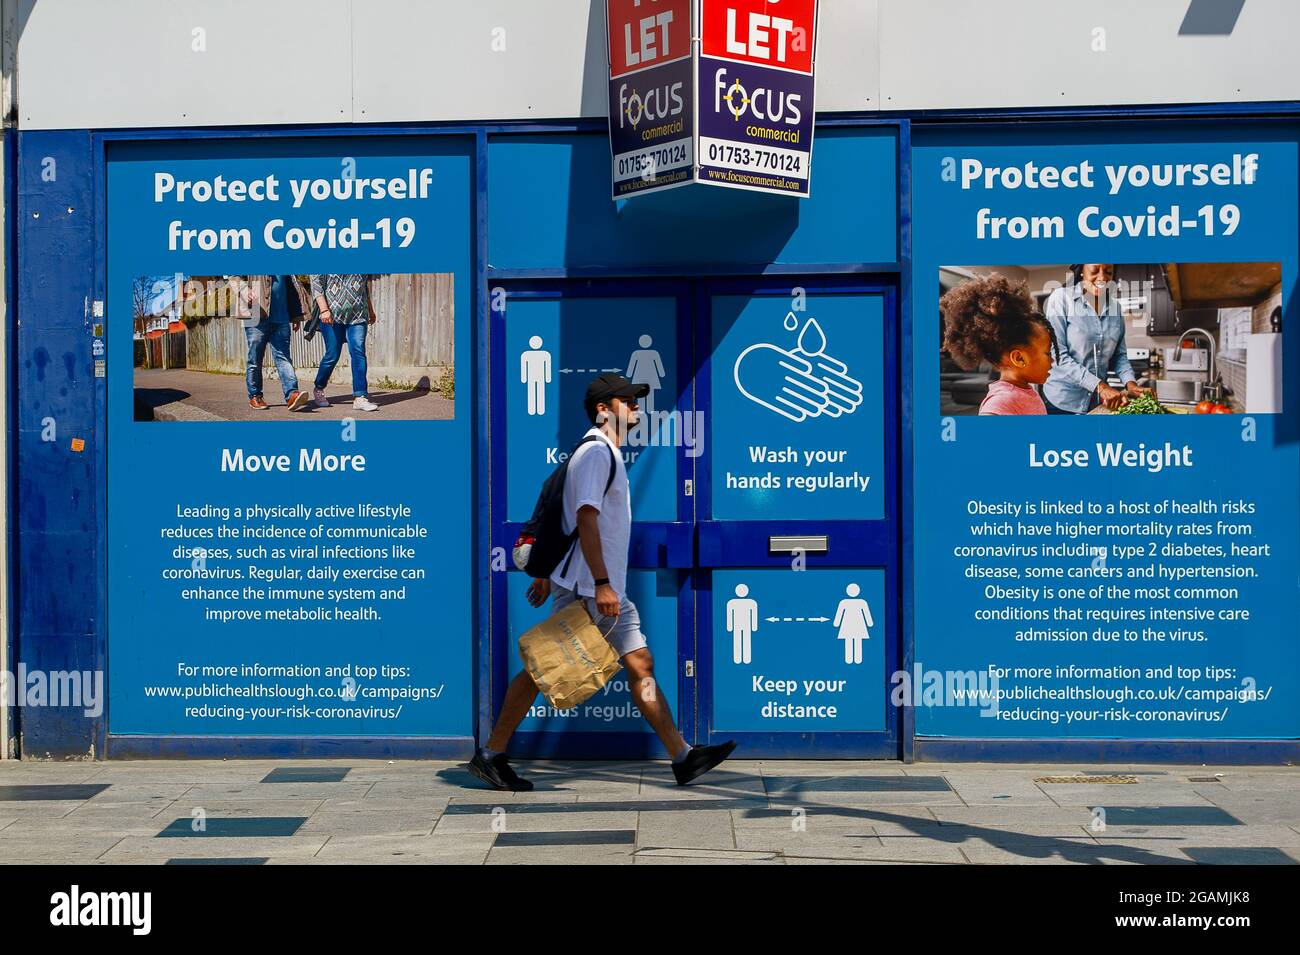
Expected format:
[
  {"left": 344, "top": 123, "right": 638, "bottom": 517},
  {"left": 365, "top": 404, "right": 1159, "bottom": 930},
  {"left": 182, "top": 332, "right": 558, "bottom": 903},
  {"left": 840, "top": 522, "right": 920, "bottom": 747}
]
[
  {"left": 607, "top": 0, "right": 693, "bottom": 79},
  {"left": 701, "top": 0, "right": 818, "bottom": 75}
]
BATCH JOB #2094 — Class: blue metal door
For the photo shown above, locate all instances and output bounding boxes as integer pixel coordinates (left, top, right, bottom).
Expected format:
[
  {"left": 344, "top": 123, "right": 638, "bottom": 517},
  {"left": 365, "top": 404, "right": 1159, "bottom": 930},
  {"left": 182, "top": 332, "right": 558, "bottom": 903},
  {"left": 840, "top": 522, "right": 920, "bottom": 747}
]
[
  {"left": 489, "top": 276, "right": 900, "bottom": 758},
  {"left": 694, "top": 278, "right": 901, "bottom": 758}
]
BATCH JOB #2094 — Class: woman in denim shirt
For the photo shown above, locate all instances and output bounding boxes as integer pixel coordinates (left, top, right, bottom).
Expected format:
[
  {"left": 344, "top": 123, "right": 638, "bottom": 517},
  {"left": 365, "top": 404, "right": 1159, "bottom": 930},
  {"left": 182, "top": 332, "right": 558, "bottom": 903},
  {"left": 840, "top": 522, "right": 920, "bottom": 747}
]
[{"left": 1041, "top": 263, "right": 1150, "bottom": 414}]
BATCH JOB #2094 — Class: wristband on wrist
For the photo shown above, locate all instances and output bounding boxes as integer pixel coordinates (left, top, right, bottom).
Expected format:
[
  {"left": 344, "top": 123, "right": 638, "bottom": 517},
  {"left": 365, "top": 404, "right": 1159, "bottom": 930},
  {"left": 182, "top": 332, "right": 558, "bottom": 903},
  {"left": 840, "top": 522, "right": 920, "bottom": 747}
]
[{"left": 593, "top": 577, "right": 610, "bottom": 587}]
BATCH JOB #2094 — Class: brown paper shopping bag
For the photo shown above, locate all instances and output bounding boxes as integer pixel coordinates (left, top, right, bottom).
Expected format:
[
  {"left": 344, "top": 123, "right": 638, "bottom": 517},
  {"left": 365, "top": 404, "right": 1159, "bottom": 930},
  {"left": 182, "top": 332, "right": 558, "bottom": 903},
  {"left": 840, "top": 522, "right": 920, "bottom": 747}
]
[{"left": 518, "top": 599, "right": 622, "bottom": 709}]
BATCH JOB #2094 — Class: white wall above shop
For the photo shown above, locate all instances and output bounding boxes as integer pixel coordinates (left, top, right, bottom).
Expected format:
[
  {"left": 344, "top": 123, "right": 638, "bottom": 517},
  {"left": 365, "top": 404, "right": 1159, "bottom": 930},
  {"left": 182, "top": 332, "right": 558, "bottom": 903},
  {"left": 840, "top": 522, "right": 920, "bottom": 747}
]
[
  {"left": 879, "top": 0, "right": 1300, "bottom": 111},
  {"left": 12, "top": 0, "right": 1300, "bottom": 131}
]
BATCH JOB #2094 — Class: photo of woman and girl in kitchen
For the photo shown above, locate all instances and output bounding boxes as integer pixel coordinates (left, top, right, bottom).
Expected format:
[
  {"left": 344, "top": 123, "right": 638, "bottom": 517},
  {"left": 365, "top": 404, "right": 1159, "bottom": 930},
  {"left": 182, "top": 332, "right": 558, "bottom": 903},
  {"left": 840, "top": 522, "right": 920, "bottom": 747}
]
[{"left": 939, "top": 262, "right": 1285, "bottom": 416}]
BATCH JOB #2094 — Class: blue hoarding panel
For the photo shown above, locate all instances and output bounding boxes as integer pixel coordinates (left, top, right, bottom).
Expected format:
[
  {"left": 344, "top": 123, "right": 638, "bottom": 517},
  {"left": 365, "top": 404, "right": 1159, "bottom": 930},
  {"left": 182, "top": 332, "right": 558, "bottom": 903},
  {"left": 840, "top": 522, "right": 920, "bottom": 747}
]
[
  {"left": 711, "top": 568, "right": 886, "bottom": 733},
  {"left": 912, "top": 122, "right": 1300, "bottom": 740},
  {"left": 105, "top": 136, "right": 475, "bottom": 737},
  {"left": 709, "top": 292, "right": 885, "bottom": 520},
  {"left": 503, "top": 296, "right": 679, "bottom": 523},
  {"left": 487, "top": 127, "right": 898, "bottom": 271},
  {"left": 15, "top": 130, "right": 102, "bottom": 756}
]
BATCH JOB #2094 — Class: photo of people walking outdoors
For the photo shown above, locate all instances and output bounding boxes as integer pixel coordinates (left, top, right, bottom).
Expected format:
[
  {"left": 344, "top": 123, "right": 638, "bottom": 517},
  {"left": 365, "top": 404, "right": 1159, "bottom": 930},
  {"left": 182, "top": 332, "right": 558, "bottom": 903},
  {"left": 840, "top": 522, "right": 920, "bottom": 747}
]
[{"left": 132, "top": 272, "right": 455, "bottom": 421}]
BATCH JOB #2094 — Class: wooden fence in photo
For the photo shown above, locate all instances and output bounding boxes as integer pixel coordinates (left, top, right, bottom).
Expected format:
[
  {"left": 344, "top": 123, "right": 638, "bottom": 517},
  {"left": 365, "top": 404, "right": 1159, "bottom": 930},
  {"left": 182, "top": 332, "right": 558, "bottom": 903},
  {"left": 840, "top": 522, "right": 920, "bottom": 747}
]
[{"left": 178, "top": 274, "right": 455, "bottom": 384}]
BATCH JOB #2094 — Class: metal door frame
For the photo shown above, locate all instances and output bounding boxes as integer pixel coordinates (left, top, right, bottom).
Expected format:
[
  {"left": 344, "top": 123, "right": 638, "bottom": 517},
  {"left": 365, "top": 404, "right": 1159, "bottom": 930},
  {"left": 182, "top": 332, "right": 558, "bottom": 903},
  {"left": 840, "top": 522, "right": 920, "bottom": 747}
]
[{"left": 488, "top": 273, "right": 902, "bottom": 759}]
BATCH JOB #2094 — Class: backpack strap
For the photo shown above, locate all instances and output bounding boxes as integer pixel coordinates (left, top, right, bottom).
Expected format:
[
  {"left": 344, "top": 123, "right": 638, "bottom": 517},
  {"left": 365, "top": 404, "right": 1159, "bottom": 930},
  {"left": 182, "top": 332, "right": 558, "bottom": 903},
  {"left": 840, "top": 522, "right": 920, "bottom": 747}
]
[{"left": 558, "top": 435, "right": 620, "bottom": 578}]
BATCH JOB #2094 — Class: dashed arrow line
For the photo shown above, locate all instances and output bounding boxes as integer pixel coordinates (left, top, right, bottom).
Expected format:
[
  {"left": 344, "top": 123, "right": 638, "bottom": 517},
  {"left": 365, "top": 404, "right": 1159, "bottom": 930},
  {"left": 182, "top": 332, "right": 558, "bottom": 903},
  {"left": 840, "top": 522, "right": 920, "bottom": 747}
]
[{"left": 765, "top": 616, "right": 831, "bottom": 623}]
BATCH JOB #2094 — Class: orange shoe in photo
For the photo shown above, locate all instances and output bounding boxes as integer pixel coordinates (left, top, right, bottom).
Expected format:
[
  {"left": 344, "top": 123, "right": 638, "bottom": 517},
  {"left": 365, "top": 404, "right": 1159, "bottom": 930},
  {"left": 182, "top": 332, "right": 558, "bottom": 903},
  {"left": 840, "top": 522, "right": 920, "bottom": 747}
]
[
  {"left": 249, "top": 395, "right": 269, "bottom": 411},
  {"left": 286, "top": 390, "right": 311, "bottom": 411}
]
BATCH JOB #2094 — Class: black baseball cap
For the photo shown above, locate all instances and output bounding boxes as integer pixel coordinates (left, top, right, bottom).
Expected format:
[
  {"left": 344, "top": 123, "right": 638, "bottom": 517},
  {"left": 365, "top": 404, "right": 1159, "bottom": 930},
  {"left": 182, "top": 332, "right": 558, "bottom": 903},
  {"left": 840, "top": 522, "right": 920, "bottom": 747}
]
[{"left": 586, "top": 373, "right": 649, "bottom": 404}]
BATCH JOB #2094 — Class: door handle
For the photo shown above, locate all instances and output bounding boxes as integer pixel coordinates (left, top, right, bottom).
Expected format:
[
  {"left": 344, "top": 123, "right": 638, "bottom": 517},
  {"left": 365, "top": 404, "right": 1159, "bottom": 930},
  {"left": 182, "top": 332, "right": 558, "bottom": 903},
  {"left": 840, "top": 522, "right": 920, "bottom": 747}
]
[{"left": 768, "top": 535, "right": 828, "bottom": 554}]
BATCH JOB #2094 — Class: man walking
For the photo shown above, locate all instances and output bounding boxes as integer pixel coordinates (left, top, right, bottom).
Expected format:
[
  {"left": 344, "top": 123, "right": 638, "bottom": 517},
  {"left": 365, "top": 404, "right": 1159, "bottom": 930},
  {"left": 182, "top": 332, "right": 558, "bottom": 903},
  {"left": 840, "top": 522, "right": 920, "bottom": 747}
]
[
  {"left": 241, "top": 274, "right": 310, "bottom": 412},
  {"left": 470, "top": 374, "right": 736, "bottom": 791}
]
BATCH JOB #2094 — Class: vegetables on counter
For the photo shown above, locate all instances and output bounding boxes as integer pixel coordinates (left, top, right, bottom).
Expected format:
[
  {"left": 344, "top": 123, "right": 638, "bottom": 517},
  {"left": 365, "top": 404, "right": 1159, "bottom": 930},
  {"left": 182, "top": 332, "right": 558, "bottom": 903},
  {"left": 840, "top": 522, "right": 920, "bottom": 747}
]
[
  {"left": 1195, "top": 400, "right": 1234, "bottom": 414},
  {"left": 1114, "top": 392, "right": 1171, "bottom": 415}
]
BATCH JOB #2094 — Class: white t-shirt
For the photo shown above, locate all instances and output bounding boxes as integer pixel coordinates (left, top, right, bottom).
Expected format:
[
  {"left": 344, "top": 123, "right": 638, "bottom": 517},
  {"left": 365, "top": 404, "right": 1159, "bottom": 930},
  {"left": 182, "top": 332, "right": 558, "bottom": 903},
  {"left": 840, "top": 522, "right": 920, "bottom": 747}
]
[{"left": 549, "top": 428, "right": 631, "bottom": 599}]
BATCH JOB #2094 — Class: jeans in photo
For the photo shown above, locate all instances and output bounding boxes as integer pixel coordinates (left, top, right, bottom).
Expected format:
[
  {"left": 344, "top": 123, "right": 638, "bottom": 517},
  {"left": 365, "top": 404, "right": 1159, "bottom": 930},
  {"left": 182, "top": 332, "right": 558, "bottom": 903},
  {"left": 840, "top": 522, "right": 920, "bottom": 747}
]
[
  {"left": 314, "top": 321, "right": 369, "bottom": 397},
  {"left": 245, "top": 318, "right": 298, "bottom": 400}
]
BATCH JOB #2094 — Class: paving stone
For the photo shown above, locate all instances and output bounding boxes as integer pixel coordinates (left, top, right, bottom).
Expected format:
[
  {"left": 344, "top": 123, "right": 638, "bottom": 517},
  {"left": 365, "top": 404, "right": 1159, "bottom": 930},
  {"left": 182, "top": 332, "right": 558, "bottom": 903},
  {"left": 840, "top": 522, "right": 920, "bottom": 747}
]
[
  {"left": 1091, "top": 824, "right": 1300, "bottom": 846},
  {"left": 3, "top": 807, "right": 178, "bottom": 837},
  {"left": 0, "top": 801, "right": 87, "bottom": 818},
  {"left": 939, "top": 773, "right": 1057, "bottom": 805},
  {"left": 165, "top": 857, "right": 267, "bottom": 865},
  {"left": 435, "top": 810, "right": 638, "bottom": 834},
  {"left": 930, "top": 805, "right": 1100, "bottom": 827},
  {"left": 637, "top": 809, "right": 736, "bottom": 850},
  {"left": 311, "top": 832, "right": 493, "bottom": 865},
  {"left": 80, "top": 784, "right": 195, "bottom": 805},
  {"left": 0, "top": 784, "right": 111, "bottom": 801},
  {"left": 156, "top": 817, "right": 309, "bottom": 838},
  {"left": 767, "top": 791, "right": 965, "bottom": 808},
  {"left": 760, "top": 760, "right": 906, "bottom": 776},
  {"left": 636, "top": 854, "right": 785, "bottom": 864},
  {"left": 0, "top": 832, "right": 127, "bottom": 862},
  {"left": 956, "top": 840, "right": 1130, "bottom": 865},
  {"left": 438, "top": 789, "right": 583, "bottom": 806},
  {"left": 316, "top": 795, "right": 451, "bottom": 815},
  {"left": 638, "top": 769, "right": 766, "bottom": 798},
  {"left": 445, "top": 796, "right": 763, "bottom": 814},
  {"left": 262, "top": 767, "right": 352, "bottom": 783},
  {"left": 495, "top": 829, "right": 636, "bottom": 847},
  {"left": 1190, "top": 790, "right": 1300, "bottom": 825},
  {"left": 157, "top": 799, "right": 328, "bottom": 818},
  {"left": 297, "top": 812, "right": 437, "bottom": 836},
  {"left": 1040, "top": 784, "right": 1221, "bottom": 808},
  {"left": 487, "top": 846, "right": 634, "bottom": 865},
  {"left": 1181, "top": 847, "right": 1298, "bottom": 865},
  {"left": 735, "top": 830, "right": 883, "bottom": 854},
  {"left": 765, "top": 775, "right": 951, "bottom": 795},
  {"left": 1091, "top": 806, "right": 1242, "bottom": 826},
  {"left": 180, "top": 783, "right": 372, "bottom": 802},
  {"left": 635, "top": 846, "right": 779, "bottom": 862},
  {"left": 804, "top": 838, "right": 969, "bottom": 864},
  {"left": 100, "top": 836, "right": 329, "bottom": 863}
]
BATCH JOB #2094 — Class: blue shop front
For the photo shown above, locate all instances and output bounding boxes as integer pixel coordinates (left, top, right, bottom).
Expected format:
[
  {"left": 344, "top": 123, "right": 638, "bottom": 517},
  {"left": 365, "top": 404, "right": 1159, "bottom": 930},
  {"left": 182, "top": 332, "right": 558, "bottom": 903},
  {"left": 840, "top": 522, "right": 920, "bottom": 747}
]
[{"left": 12, "top": 112, "right": 1300, "bottom": 763}]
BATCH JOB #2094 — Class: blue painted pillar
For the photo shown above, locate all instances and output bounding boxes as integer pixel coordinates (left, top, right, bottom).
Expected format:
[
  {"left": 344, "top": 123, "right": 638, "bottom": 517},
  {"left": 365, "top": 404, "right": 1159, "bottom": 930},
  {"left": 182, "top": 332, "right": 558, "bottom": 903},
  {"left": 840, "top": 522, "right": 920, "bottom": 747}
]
[{"left": 14, "top": 130, "right": 102, "bottom": 758}]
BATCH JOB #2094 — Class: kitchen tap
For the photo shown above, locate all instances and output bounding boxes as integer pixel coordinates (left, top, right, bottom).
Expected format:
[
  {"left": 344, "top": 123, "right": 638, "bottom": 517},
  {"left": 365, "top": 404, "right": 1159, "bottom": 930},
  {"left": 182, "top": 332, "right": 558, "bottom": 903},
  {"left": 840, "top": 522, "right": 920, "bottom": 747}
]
[{"left": 1174, "top": 327, "right": 1218, "bottom": 393}]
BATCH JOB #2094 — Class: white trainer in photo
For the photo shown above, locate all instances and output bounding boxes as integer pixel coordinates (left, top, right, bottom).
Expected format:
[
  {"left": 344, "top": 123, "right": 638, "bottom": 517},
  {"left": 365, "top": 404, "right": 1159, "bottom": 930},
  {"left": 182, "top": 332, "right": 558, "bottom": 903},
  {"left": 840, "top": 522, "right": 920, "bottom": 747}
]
[{"left": 353, "top": 396, "right": 380, "bottom": 412}]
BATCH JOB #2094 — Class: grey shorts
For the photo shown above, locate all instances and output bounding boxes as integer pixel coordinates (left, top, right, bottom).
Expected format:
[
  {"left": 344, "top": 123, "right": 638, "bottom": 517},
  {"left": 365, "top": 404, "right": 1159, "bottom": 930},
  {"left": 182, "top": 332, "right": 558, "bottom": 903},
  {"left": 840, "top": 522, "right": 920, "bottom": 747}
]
[{"left": 552, "top": 584, "right": 648, "bottom": 658}]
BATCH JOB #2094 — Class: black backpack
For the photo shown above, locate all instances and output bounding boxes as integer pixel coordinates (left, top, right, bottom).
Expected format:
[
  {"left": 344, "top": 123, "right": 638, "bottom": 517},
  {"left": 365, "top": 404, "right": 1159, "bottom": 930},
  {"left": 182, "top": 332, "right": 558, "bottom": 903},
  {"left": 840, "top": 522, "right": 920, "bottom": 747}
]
[{"left": 515, "top": 434, "right": 617, "bottom": 579}]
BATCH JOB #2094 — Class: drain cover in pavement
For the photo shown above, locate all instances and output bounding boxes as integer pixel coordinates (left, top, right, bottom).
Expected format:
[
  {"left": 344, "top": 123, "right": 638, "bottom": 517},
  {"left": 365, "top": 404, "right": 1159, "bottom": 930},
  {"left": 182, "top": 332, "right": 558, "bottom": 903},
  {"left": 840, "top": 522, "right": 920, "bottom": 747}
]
[{"left": 1035, "top": 775, "right": 1137, "bottom": 784}]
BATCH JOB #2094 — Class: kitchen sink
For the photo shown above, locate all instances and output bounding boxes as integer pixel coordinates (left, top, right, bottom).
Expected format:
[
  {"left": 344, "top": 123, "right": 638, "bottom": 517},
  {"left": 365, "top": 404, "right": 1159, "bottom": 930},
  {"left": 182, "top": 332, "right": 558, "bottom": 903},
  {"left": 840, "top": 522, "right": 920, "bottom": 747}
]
[{"left": 1154, "top": 378, "right": 1203, "bottom": 404}]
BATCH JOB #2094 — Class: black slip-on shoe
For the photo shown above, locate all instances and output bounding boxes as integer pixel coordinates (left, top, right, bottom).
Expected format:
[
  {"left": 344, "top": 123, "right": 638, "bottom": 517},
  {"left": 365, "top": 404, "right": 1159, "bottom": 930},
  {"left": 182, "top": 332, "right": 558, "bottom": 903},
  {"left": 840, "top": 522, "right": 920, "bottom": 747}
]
[
  {"left": 467, "top": 749, "right": 534, "bottom": 792},
  {"left": 672, "top": 740, "right": 737, "bottom": 786}
]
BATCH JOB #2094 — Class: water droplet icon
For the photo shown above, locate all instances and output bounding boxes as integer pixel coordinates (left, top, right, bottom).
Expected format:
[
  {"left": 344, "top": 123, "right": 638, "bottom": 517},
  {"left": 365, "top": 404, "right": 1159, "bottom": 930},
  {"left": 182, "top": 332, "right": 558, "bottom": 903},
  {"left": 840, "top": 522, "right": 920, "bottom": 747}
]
[
  {"left": 783, "top": 311, "right": 799, "bottom": 332},
  {"left": 797, "top": 317, "right": 827, "bottom": 356}
]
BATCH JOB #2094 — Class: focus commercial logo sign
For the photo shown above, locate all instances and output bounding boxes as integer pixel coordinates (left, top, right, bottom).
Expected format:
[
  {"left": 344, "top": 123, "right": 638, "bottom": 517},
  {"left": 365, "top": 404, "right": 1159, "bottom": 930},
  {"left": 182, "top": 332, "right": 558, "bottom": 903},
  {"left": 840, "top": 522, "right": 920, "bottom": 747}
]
[
  {"left": 606, "top": 0, "right": 695, "bottom": 197},
  {"left": 605, "top": 0, "right": 819, "bottom": 199}
]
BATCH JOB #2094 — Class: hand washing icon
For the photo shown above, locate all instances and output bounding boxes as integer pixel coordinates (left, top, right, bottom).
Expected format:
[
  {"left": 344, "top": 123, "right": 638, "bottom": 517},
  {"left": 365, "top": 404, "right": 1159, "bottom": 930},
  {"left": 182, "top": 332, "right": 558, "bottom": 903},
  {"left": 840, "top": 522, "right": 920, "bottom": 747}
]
[{"left": 733, "top": 314, "right": 864, "bottom": 422}]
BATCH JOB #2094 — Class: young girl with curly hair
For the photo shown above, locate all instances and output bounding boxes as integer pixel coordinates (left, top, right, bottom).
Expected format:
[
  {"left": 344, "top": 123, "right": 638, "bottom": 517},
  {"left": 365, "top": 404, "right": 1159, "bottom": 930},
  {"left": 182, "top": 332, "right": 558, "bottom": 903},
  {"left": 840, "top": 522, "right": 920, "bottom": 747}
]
[{"left": 940, "top": 272, "right": 1057, "bottom": 416}]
